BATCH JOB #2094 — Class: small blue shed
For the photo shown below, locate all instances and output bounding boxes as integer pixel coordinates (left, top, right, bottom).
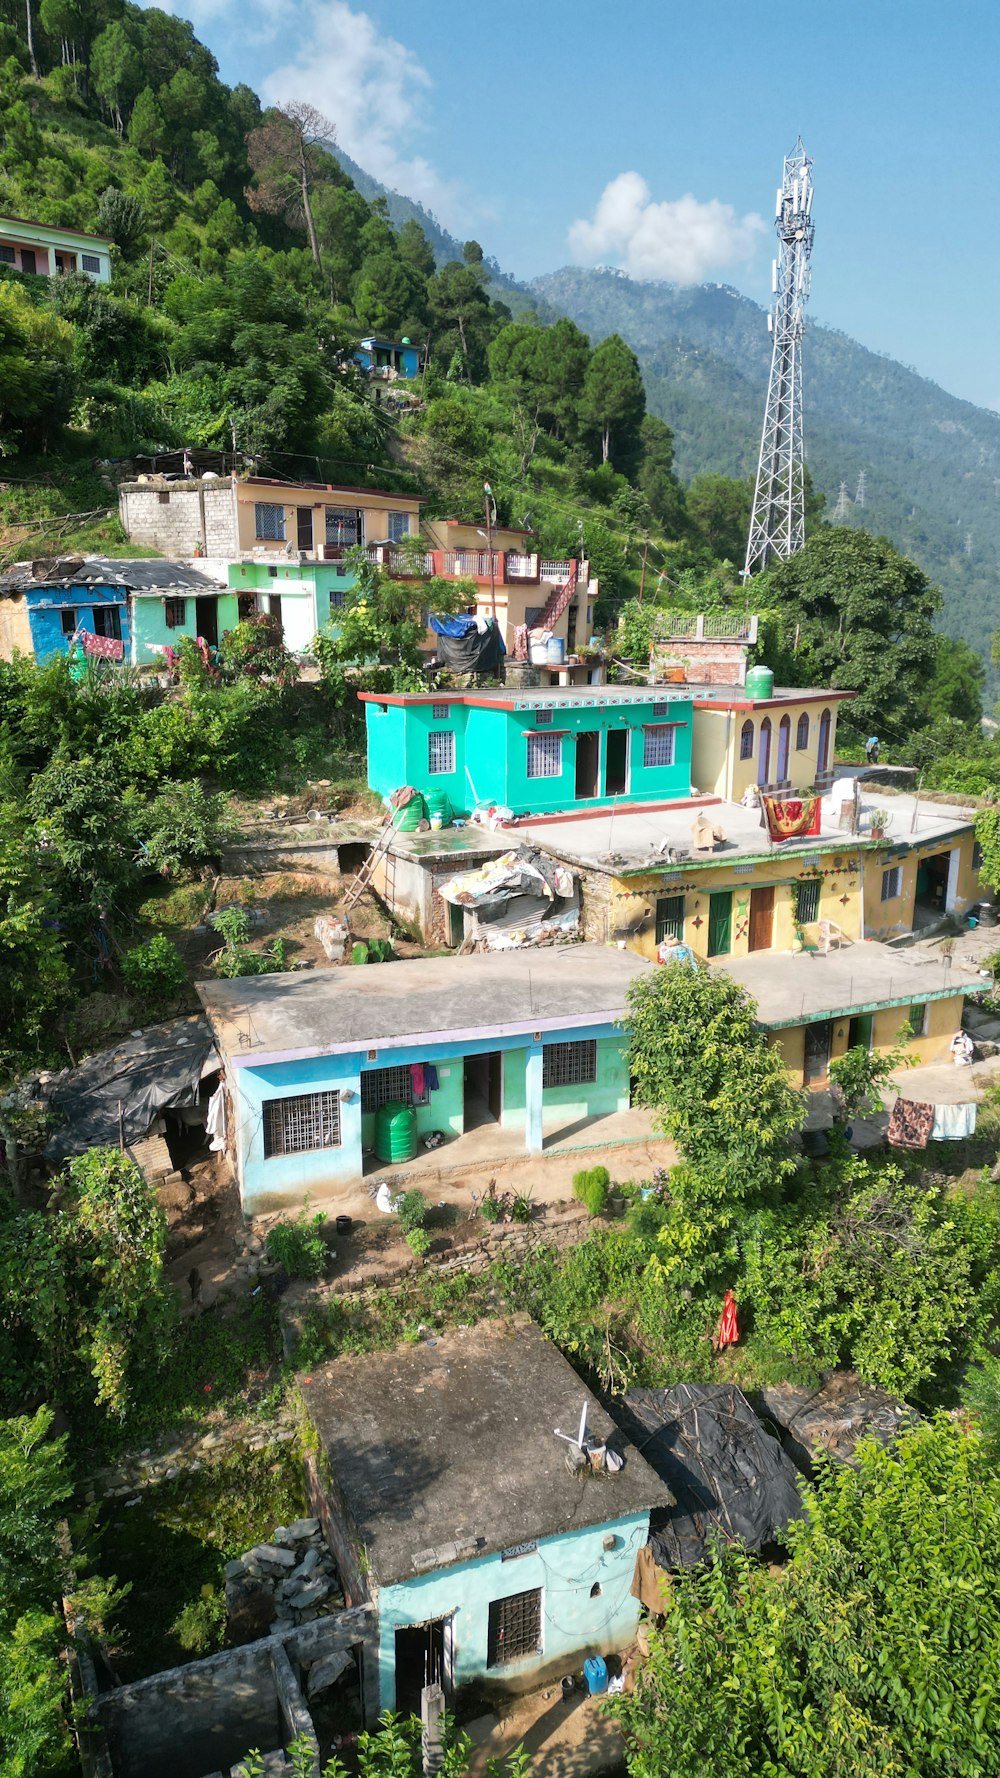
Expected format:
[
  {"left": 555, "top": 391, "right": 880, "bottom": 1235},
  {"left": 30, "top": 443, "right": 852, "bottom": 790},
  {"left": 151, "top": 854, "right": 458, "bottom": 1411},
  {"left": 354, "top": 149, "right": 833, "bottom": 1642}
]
[
  {"left": 299, "top": 1319, "right": 675, "bottom": 1714},
  {"left": 0, "top": 557, "right": 132, "bottom": 663}
]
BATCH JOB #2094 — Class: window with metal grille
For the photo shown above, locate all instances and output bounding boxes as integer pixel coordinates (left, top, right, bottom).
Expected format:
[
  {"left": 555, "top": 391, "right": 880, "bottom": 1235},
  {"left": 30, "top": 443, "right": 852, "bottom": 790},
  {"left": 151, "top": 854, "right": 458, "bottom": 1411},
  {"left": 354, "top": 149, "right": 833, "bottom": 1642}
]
[
  {"left": 487, "top": 1589, "right": 542, "bottom": 1667},
  {"left": 386, "top": 510, "right": 412, "bottom": 542},
  {"left": 0, "top": 244, "right": 14, "bottom": 265},
  {"left": 643, "top": 725, "right": 676, "bottom": 769},
  {"left": 796, "top": 712, "right": 810, "bottom": 750},
  {"left": 526, "top": 732, "right": 561, "bottom": 779},
  {"left": 93, "top": 605, "right": 122, "bottom": 640},
  {"left": 534, "top": 708, "right": 553, "bottom": 725},
  {"left": 428, "top": 730, "right": 455, "bottom": 775},
  {"left": 655, "top": 895, "right": 684, "bottom": 944},
  {"left": 907, "top": 1002, "right": 928, "bottom": 1037},
  {"left": 796, "top": 879, "right": 821, "bottom": 923},
  {"left": 157, "top": 491, "right": 170, "bottom": 504},
  {"left": 543, "top": 1040, "right": 597, "bottom": 1089},
  {"left": 524, "top": 606, "right": 544, "bottom": 627},
  {"left": 432, "top": 703, "right": 449, "bottom": 719},
  {"left": 881, "top": 866, "right": 902, "bottom": 902},
  {"left": 974, "top": 841, "right": 983, "bottom": 872},
  {"left": 361, "top": 1065, "right": 429, "bottom": 1113},
  {"left": 263, "top": 1091, "right": 341, "bottom": 1157},
  {"left": 255, "top": 501, "right": 285, "bottom": 541},
  {"left": 330, "top": 587, "right": 347, "bottom": 609},
  {"left": 325, "top": 505, "right": 361, "bottom": 546},
  {"left": 164, "top": 598, "right": 186, "bottom": 629},
  {"left": 740, "top": 720, "right": 754, "bottom": 760},
  {"left": 59, "top": 608, "right": 77, "bottom": 635},
  {"left": 652, "top": 701, "right": 670, "bottom": 717},
  {"left": 733, "top": 862, "right": 754, "bottom": 874},
  {"left": 81, "top": 252, "right": 101, "bottom": 274}
]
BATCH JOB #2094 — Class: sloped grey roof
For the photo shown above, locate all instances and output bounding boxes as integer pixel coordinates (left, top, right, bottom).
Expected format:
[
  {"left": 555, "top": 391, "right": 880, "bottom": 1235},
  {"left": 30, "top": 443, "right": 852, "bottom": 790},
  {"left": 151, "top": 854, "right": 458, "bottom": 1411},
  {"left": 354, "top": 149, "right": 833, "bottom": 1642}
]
[
  {"left": 42, "top": 1015, "right": 219, "bottom": 1159},
  {"left": 0, "top": 557, "right": 226, "bottom": 594}
]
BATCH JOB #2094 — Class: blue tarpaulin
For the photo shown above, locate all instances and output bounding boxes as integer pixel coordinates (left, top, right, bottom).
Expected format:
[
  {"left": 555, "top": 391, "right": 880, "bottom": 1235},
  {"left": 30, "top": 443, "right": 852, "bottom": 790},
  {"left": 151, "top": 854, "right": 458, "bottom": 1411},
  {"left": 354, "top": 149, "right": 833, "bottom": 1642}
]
[{"left": 429, "top": 613, "right": 478, "bottom": 637}]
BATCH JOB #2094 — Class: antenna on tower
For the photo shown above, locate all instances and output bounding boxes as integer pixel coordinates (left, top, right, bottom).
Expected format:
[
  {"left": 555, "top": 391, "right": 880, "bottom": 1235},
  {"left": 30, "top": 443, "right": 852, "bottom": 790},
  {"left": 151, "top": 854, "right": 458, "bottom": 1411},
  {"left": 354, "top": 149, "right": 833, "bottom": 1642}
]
[
  {"left": 855, "top": 469, "right": 866, "bottom": 507},
  {"left": 744, "top": 138, "right": 815, "bottom": 578},
  {"left": 832, "top": 481, "right": 851, "bottom": 524}
]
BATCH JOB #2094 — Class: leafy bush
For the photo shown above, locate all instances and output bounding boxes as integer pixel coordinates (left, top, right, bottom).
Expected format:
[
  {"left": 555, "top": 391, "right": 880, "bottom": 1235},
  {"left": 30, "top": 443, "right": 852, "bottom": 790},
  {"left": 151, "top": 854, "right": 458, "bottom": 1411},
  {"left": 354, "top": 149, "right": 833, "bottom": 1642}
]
[
  {"left": 212, "top": 908, "right": 289, "bottom": 978},
  {"left": 510, "top": 1191, "right": 534, "bottom": 1225},
  {"left": 479, "top": 1194, "right": 503, "bottom": 1224},
  {"left": 121, "top": 933, "right": 186, "bottom": 1013},
  {"left": 396, "top": 1191, "right": 429, "bottom": 1234},
  {"left": 171, "top": 1585, "right": 225, "bottom": 1654},
  {"left": 406, "top": 1228, "right": 432, "bottom": 1257},
  {"left": 220, "top": 615, "right": 298, "bottom": 686},
  {"left": 265, "top": 1207, "right": 327, "bottom": 1279},
  {"left": 133, "top": 780, "right": 233, "bottom": 877},
  {"left": 573, "top": 1166, "right": 610, "bottom": 1217}
]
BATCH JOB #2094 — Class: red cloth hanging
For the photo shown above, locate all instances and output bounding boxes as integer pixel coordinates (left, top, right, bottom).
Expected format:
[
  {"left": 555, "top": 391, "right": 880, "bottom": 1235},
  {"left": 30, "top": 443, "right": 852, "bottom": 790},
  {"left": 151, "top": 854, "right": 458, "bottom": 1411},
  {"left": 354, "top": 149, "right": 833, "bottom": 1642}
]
[{"left": 715, "top": 1289, "right": 740, "bottom": 1350}]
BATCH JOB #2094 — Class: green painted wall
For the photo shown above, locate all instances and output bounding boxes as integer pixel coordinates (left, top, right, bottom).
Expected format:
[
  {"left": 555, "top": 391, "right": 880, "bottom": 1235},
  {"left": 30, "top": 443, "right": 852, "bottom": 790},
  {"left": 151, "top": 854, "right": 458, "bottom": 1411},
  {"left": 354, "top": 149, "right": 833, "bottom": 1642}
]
[
  {"left": 502, "top": 1036, "right": 628, "bottom": 1131},
  {"left": 364, "top": 695, "right": 693, "bottom": 815},
  {"left": 226, "top": 560, "right": 355, "bottom": 631},
  {"left": 360, "top": 1062, "right": 464, "bottom": 1149},
  {"left": 131, "top": 592, "right": 241, "bottom": 663}
]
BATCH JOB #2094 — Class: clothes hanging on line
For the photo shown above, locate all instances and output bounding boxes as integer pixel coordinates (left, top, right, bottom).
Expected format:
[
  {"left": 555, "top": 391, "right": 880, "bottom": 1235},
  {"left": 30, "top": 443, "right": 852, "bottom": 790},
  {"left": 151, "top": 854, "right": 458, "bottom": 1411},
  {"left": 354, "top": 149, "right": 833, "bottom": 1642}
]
[
  {"left": 930, "top": 1102, "right": 977, "bottom": 1141},
  {"left": 888, "top": 1097, "right": 935, "bottom": 1149}
]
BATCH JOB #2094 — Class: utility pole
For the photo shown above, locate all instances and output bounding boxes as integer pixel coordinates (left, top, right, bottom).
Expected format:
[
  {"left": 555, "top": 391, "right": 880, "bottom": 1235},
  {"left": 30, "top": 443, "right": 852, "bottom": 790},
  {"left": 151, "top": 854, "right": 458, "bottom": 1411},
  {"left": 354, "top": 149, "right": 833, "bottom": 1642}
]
[
  {"left": 483, "top": 479, "right": 497, "bottom": 621},
  {"left": 744, "top": 139, "right": 815, "bottom": 578},
  {"left": 638, "top": 536, "right": 649, "bottom": 602}
]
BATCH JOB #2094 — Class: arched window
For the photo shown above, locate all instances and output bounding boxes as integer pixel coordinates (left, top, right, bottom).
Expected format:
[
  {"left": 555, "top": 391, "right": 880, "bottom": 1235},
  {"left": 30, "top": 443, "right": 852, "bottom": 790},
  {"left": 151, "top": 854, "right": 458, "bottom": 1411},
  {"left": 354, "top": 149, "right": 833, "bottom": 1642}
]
[
  {"left": 777, "top": 714, "right": 791, "bottom": 783},
  {"left": 757, "top": 717, "right": 772, "bottom": 786},
  {"left": 796, "top": 711, "right": 810, "bottom": 751},
  {"left": 817, "top": 707, "right": 832, "bottom": 773},
  {"left": 740, "top": 719, "right": 754, "bottom": 760}
]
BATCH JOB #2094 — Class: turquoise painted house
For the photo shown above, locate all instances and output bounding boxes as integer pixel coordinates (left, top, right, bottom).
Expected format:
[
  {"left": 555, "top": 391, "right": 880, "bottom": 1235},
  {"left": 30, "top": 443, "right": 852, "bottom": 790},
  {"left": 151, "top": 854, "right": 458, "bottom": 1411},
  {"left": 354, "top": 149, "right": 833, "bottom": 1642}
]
[
  {"left": 196, "top": 946, "right": 652, "bottom": 1216},
  {"left": 226, "top": 558, "right": 356, "bottom": 652},
  {"left": 299, "top": 1321, "right": 675, "bottom": 1714},
  {"left": 360, "top": 685, "right": 708, "bottom": 818},
  {"left": 354, "top": 335, "right": 423, "bottom": 379}
]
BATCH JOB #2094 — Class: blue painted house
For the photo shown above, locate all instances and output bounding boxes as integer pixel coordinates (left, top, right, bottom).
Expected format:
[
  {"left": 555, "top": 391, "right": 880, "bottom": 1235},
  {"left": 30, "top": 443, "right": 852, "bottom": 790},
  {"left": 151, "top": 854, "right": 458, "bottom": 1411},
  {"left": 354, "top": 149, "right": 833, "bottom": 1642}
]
[
  {"left": 197, "top": 946, "right": 653, "bottom": 1216},
  {"left": 354, "top": 335, "right": 423, "bottom": 379},
  {"left": 361, "top": 684, "right": 707, "bottom": 819},
  {"left": 299, "top": 1320, "right": 675, "bottom": 1713},
  {"left": 0, "top": 557, "right": 132, "bottom": 663}
]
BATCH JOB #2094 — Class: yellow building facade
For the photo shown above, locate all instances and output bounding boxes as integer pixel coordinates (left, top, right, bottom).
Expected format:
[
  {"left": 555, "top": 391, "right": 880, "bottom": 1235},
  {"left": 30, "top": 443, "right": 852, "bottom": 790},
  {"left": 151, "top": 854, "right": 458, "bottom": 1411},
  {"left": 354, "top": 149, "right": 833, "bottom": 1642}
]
[
  {"left": 692, "top": 690, "right": 853, "bottom": 800},
  {"left": 864, "top": 825, "right": 981, "bottom": 940},
  {"left": 766, "top": 994, "right": 968, "bottom": 1082},
  {"left": 609, "top": 841, "right": 869, "bottom": 965}
]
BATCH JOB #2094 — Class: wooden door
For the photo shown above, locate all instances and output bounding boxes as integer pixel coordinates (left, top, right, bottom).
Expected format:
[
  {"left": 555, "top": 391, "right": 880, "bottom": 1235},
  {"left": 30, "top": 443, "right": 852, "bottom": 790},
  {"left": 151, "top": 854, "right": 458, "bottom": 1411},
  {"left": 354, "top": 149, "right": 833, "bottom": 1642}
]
[
  {"left": 748, "top": 885, "right": 774, "bottom": 951},
  {"left": 803, "top": 1020, "right": 833, "bottom": 1085},
  {"left": 708, "top": 890, "right": 732, "bottom": 957}
]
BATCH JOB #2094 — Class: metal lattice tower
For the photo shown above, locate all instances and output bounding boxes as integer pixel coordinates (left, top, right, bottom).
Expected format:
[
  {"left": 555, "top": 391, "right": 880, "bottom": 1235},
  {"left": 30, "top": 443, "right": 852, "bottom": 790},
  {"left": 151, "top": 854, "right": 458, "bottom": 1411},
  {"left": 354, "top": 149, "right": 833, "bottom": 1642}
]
[
  {"left": 744, "top": 138, "right": 814, "bottom": 578},
  {"left": 832, "top": 480, "right": 850, "bottom": 523}
]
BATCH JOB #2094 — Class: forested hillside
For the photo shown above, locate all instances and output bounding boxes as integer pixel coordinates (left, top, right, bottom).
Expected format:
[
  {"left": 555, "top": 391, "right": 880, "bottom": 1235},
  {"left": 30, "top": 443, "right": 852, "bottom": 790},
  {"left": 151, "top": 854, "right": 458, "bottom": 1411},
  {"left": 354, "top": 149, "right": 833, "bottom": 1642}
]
[{"left": 533, "top": 267, "right": 1000, "bottom": 675}]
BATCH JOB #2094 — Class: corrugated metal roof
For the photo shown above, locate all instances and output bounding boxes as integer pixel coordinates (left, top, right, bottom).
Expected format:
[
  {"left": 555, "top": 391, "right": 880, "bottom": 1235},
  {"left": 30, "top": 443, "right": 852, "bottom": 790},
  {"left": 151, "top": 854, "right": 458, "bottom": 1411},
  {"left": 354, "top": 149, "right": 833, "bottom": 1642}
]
[{"left": 0, "top": 557, "right": 226, "bottom": 594}]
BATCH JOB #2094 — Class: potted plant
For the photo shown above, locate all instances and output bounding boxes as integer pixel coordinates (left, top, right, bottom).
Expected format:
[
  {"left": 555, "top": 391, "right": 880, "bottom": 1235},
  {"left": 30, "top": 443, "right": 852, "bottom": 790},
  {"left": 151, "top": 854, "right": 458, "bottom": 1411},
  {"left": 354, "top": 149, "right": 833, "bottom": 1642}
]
[{"left": 869, "top": 809, "right": 890, "bottom": 841}]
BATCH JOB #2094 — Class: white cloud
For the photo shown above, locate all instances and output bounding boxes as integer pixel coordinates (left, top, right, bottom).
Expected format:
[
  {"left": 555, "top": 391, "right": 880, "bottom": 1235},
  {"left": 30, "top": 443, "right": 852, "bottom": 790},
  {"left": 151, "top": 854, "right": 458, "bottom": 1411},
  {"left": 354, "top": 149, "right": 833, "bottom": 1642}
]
[
  {"left": 569, "top": 171, "right": 766, "bottom": 285},
  {"left": 261, "top": 1, "right": 464, "bottom": 230}
]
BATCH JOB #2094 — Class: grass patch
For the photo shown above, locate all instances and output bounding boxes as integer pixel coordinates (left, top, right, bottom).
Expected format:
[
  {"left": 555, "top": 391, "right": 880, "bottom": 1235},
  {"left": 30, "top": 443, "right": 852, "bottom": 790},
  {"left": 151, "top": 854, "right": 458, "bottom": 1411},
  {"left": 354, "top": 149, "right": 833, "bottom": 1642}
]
[
  {"left": 136, "top": 876, "right": 214, "bottom": 930},
  {"left": 86, "top": 1446, "right": 307, "bottom": 1680}
]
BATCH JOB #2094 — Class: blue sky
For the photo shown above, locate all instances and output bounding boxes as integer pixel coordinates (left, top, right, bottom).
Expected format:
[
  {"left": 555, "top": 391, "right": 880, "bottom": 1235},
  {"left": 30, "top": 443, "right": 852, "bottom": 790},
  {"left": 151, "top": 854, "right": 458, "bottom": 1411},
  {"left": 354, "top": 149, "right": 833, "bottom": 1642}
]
[{"left": 166, "top": 0, "right": 999, "bottom": 408}]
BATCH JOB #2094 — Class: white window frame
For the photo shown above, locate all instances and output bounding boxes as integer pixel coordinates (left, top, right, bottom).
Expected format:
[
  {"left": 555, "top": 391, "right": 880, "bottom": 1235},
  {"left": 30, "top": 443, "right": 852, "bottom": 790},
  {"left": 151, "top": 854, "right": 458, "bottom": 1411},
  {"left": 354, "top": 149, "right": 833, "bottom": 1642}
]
[
  {"left": 527, "top": 732, "right": 562, "bottom": 780},
  {"left": 642, "top": 724, "right": 676, "bottom": 769},
  {"left": 428, "top": 730, "right": 455, "bottom": 775},
  {"left": 81, "top": 252, "right": 101, "bottom": 274},
  {"left": 386, "top": 510, "right": 412, "bottom": 542}
]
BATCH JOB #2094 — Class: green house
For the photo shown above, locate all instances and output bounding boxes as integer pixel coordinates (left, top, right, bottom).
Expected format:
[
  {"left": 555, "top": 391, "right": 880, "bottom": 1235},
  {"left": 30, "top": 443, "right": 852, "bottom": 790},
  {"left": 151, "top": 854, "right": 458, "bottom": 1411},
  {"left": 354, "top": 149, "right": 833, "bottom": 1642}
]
[
  {"left": 226, "top": 559, "right": 356, "bottom": 652},
  {"left": 360, "top": 686, "right": 703, "bottom": 817}
]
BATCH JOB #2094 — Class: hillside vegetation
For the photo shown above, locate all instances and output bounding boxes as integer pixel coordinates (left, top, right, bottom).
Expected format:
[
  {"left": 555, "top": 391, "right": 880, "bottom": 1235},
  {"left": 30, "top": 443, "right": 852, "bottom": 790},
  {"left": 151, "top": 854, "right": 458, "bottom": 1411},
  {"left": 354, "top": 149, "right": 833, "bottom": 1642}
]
[{"left": 533, "top": 267, "right": 1000, "bottom": 683}]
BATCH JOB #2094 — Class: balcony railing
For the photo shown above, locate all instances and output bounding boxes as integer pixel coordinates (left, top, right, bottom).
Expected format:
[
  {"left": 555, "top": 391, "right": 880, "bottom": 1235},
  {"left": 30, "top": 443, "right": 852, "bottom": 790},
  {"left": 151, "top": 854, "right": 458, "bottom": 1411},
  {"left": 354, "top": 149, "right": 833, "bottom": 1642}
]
[
  {"left": 505, "top": 553, "right": 538, "bottom": 580},
  {"left": 539, "top": 560, "right": 575, "bottom": 583},
  {"left": 651, "top": 611, "right": 759, "bottom": 643}
]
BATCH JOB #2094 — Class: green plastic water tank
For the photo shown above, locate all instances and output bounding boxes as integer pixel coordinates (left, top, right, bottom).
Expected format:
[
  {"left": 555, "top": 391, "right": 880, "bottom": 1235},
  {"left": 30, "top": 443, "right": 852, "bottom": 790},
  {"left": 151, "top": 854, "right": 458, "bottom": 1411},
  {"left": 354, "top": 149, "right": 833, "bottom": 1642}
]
[
  {"left": 425, "top": 788, "right": 453, "bottom": 825},
  {"left": 374, "top": 1101, "right": 418, "bottom": 1164},
  {"left": 390, "top": 792, "right": 426, "bottom": 832},
  {"left": 745, "top": 665, "right": 775, "bottom": 699}
]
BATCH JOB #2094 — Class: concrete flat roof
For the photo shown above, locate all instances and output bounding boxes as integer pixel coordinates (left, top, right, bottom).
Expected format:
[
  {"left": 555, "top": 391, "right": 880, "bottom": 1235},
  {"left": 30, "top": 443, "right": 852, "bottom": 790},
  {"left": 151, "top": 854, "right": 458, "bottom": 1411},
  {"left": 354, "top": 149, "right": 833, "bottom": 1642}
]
[
  {"left": 299, "top": 1318, "right": 675, "bottom": 1586},
  {"left": 515, "top": 801, "right": 853, "bottom": 874},
  {"left": 197, "top": 943, "right": 653, "bottom": 1065},
  {"left": 854, "top": 792, "right": 977, "bottom": 849},
  {"left": 360, "top": 684, "right": 850, "bottom": 711},
  {"left": 716, "top": 941, "right": 981, "bottom": 1029}
]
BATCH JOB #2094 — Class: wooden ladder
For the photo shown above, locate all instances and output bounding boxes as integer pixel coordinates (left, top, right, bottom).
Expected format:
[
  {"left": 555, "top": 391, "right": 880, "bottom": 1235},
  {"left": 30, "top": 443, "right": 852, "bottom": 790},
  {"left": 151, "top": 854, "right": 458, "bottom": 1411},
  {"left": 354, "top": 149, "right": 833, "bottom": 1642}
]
[{"left": 343, "top": 819, "right": 396, "bottom": 912}]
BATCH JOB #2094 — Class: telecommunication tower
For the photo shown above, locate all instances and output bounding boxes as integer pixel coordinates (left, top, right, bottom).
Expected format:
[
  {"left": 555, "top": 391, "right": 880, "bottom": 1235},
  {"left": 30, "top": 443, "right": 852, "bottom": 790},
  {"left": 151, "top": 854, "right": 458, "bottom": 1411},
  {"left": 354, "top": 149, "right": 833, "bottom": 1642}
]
[
  {"left": 832, "top": 481, "right": 850, "bottom": 524},
  {"left": 744, "top": 138, "right": 814, "bottom": 578}
]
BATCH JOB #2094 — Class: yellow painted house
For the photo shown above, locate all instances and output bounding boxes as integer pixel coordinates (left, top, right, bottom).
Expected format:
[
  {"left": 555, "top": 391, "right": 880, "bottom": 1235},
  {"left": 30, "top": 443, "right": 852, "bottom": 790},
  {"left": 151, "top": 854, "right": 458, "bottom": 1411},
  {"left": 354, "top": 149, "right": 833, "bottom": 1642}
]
[
  {"left": 692, "top": 687, "right": 853, "bottom": 800},
  {"left": 858, "top": 795, "right": 982, "bottom": 938}
]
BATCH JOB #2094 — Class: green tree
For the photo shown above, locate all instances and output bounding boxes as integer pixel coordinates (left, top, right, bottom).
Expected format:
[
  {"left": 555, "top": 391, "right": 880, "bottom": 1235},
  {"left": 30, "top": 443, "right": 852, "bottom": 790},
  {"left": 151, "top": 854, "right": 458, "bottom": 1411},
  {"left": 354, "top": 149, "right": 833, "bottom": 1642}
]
[
  {"left": 90, "top": 18, "right": 141, "bottom": 132},
  {"left": 0, "top": 801, "right": 69, "bottom": 1082},
  {"left": 245, "top": 102, "right": 335, "bottom": 267},
  {"left": 626, "top": 959, "right": 802, "bottom": 1215},
  {"left": 427, "top": 262, "right": 493, "bottom": 384},
  {"left": 396, "top": 218, "right": 436, "bottom": 282},
  {"left": 95, "top": 184, "right": 145, "bottom": 255},
  {"left": 686, "top": 472, "right": 751, "bottom": 563},
  {"left": 638, "top": 414, "right": 686, "bottom": 535},
  {"left": 126, "top": 84, "right": 163, "bottom": 156},
  {"left": 758, "top": 527, "right": 941, "bottom": 741},
  {"left": 924, "top": 633, "right": 985, "bottom": 728},
  {"left": 615, "top": 1417, "right": 1000, "bottom": 1778},
  {"left": 0, "top": 283, "right": 75, "bottom": 455},
  {"left": 579, "top": 332, "right": 645, "bottom": 472}
]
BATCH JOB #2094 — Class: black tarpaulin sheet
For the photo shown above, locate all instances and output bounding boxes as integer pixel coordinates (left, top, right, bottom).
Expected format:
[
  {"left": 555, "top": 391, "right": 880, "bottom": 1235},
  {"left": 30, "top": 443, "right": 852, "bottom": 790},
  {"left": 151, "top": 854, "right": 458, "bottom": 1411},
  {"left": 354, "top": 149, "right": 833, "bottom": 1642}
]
[
  {"left": 438, "top": 620, "right": 505, "bottom": 676},
  {"left": 619, "top": 1383, "right": 805, "bottom": 1570},
  {"left": 43, "top": 1015, "right": 219, "bottom": 1159}
]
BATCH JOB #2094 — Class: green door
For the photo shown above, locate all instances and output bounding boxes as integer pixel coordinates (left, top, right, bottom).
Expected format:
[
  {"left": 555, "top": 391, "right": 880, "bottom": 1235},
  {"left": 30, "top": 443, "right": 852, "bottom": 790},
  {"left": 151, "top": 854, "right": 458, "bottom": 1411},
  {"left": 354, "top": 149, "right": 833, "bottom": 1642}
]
[{"left": 708, "top": 890, "right": 732, "bottom": 957}]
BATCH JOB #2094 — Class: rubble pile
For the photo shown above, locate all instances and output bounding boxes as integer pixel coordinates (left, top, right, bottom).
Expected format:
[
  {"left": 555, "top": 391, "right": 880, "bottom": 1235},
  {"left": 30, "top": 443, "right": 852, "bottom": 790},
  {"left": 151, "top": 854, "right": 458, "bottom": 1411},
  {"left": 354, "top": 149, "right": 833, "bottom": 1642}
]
[{"left": 224, "top": 1517, "right": 345, "bottom": 1639}]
